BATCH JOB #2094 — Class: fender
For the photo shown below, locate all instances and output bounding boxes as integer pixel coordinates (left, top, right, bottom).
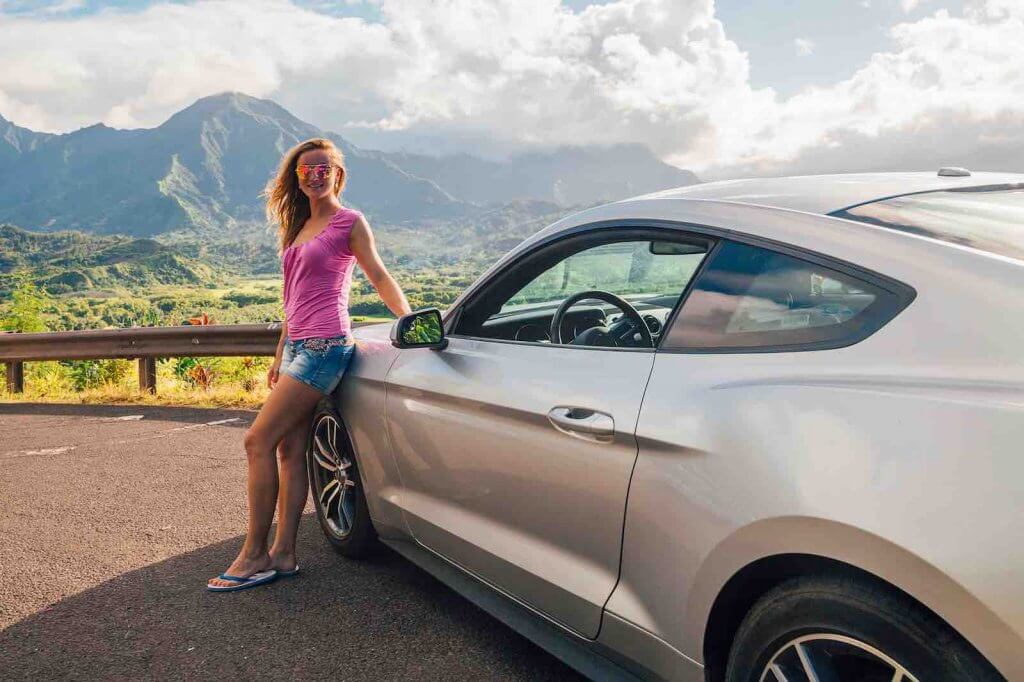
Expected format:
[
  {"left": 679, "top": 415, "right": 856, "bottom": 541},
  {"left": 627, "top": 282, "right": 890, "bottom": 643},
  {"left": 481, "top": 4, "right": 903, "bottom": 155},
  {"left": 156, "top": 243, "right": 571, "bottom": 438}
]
[{"left": 685, "top": 516, "right": 1023, "bottom": 680}]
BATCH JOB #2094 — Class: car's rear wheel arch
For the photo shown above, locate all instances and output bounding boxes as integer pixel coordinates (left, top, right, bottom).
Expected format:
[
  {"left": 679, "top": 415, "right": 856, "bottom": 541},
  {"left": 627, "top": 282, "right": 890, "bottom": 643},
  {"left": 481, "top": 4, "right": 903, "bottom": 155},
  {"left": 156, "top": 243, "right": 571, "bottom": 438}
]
[{"left": 701, "top": 553, "right": 999, "bottom": 681}]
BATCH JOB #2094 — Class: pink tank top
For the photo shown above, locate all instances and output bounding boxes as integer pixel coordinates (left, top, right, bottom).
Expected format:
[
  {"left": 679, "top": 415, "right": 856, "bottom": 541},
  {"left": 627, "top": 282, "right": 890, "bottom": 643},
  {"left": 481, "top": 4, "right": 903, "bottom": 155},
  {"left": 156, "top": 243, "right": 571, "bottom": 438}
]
[{"left": 281, "top": 207, "right": 360, "bottom": 340}]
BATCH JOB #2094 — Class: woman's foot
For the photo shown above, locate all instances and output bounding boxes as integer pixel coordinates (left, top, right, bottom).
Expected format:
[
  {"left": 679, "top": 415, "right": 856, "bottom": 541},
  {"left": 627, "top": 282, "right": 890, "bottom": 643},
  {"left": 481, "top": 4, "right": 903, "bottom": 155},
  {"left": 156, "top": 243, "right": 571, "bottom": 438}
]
[
  {"left": 269, "top": 548, "right": 298, "bottom": 574},
  {"left": 207, "top": 551, "right": 273, "bottom": 589}
]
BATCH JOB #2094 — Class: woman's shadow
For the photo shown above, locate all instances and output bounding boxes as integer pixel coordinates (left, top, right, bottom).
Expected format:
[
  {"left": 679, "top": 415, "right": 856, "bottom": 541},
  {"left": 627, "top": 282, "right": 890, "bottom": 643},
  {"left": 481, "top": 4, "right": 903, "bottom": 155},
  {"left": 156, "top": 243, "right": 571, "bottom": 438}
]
[{"left": 0, "top": 515, "right": 580, "bottom": 681}]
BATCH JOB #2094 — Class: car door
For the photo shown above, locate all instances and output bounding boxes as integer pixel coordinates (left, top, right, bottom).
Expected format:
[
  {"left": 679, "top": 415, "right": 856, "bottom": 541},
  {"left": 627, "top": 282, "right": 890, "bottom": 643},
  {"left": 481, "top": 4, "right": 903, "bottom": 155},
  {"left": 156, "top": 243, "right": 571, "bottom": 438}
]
[{"left": 384, "top": 229, "right": 710, "bottom": 638}]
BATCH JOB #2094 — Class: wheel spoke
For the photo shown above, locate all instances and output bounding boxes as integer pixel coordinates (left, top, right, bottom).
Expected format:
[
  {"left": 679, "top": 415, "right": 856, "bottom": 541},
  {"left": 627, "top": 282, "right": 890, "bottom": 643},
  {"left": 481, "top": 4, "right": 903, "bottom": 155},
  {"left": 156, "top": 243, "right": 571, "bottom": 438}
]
[
  {"left": 321, "top": 480, "right": 341, "bottom": 512},
  {"left": 891, "top": 673, "right": 903, "bottom": 682},
  {"left": 337, "top": 486, "right": 349, "bottom": 530},
  {"left": 796, "top": 641, "right": 840, "bottom": 682},
  {"left": 312, "top": 435, "right": 337, "bottom": 471},
  {"left": 319, "top": 478, "right": 339, "bottom": 507},
  {"left": 769, "top": 663, "right": 789, "bottom": 682}
]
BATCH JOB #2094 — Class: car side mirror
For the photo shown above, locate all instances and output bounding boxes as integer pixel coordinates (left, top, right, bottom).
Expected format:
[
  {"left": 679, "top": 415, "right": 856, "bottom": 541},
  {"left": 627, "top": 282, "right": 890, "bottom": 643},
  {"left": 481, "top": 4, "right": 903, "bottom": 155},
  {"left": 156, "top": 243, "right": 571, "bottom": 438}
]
[{"left": 391, "top": 308, "right": 448, "bottom": 350}]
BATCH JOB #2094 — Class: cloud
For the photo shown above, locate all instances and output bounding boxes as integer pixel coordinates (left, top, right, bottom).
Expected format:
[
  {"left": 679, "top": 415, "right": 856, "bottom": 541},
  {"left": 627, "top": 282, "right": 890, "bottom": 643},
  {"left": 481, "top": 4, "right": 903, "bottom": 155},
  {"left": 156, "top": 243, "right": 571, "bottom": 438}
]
[
  {"left": 901, "top": 0, "right": 922, "bottom": 12},
  {"left": 712, "top": 1, "right": 1024, "bottom": 176},
  {"left": 0, "top": 0, "right": 1022, "bottom": 178},
  {"left": 794, "top": 38, "right": 814, "bottom": 56}
]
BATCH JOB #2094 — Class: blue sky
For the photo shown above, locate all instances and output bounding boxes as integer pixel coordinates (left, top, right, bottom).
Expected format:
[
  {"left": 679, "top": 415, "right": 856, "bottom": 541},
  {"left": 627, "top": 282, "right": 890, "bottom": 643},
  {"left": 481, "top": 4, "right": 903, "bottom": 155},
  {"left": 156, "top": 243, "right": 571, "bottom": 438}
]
[{"left": 0, "top": 0, "right": 1019, "bottom": 176}]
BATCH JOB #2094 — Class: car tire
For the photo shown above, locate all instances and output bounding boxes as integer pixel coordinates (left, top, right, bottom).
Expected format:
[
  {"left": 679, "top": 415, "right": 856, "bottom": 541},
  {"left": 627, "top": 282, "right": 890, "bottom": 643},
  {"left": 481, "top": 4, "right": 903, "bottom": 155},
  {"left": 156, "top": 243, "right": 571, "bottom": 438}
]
[
  {"left": 725, "top": 575, "right": 1002, "bottom": 682},
  {"left": 306, "top": 400, "right": 378, "bottom": 558}
]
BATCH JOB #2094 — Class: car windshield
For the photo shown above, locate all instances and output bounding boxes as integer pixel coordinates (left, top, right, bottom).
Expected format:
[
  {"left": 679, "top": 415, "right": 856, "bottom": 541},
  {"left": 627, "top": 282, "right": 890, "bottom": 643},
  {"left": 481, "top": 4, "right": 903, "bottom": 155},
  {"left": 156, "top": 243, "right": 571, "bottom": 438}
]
[{"left": 832, "top": 186, "right": 1024, "bottom": 261}]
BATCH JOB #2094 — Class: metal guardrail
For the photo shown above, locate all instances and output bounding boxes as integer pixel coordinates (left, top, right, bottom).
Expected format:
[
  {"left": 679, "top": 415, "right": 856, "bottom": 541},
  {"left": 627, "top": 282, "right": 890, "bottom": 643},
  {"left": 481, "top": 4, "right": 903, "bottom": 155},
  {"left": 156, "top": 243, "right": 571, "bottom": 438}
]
[{"left": 0, "top": 322, "right": 373, "bottom": 394}]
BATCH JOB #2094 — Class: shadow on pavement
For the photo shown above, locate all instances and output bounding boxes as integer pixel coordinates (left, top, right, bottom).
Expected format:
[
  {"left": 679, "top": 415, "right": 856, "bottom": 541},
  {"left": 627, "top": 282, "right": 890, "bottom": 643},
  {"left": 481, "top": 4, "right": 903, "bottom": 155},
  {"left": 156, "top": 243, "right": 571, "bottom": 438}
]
[
  {"left": 0, "top": 402, "right": 255, "bottom": 425},
  {"left": 0, "top": 515, "right": 580, "bottom": 681}
]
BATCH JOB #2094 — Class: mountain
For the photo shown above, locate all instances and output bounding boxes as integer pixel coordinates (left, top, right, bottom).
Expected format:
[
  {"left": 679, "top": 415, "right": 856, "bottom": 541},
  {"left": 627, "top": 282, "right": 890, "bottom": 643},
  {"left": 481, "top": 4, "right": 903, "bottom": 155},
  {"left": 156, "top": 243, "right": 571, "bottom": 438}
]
[
  {"left": 0, "top": 114, "right": 53, "bottom": 166},
  {"left": 0, "top": 92, "right": 699, "bottom": 238},
  {"left": 0, "top": 93, "right": 464, "bottom": 237},
  {"left": 390, "top": 144, "right": 699, "bottom": 206},
  {"left": 0, "top": 223, "right": 219, "bottom": 294}
]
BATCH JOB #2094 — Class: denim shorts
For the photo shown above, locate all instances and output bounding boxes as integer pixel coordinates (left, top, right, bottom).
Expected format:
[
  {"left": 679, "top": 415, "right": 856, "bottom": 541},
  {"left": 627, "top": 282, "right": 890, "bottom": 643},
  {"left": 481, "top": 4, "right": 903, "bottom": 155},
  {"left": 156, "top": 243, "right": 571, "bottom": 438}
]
[{"left": 279, "top": 336, "right": 355, "bottom": 395}]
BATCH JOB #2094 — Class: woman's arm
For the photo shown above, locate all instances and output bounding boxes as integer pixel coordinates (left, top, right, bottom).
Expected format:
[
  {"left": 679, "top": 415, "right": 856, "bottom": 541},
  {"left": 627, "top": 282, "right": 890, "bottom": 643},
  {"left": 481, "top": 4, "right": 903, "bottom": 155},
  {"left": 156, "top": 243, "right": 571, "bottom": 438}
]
[{"left": 350, "top": 216, "right": 412, "bottom": 318}]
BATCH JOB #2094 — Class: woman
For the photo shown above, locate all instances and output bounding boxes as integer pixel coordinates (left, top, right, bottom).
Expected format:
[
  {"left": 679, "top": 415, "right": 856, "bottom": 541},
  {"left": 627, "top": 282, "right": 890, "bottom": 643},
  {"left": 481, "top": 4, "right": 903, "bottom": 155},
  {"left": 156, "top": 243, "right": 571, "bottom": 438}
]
[{"left": 208, "top": 138, "right": 410, "bottom": 591}]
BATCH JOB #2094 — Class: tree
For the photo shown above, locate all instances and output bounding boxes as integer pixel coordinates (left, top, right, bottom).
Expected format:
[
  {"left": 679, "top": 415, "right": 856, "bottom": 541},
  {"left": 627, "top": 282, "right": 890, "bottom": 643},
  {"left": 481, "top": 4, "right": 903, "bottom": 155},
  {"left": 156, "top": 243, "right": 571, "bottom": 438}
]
[{"left": 0, "top": 275, "right": 50, "bottom": 333}]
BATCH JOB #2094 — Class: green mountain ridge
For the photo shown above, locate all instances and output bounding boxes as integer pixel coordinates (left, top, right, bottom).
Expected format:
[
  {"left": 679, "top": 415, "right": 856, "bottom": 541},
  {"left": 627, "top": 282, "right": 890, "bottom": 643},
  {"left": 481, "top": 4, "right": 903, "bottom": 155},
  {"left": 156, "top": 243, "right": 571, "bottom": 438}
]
[{"left": 0, "top": 224, "right": 219, "bottom": 295}]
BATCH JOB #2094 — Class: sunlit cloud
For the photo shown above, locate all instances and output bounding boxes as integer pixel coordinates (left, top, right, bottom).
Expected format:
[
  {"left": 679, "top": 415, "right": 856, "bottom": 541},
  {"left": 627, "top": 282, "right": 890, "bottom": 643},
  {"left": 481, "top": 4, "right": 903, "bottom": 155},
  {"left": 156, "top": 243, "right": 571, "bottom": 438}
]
[{"left": 0, "top": 0, "right": 1021, "bottom": 178}]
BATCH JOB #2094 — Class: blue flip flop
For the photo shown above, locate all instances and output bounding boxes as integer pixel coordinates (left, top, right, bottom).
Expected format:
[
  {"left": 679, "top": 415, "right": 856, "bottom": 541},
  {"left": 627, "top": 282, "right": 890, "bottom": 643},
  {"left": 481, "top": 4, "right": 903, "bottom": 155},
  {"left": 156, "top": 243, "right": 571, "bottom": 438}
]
[
  {"left": 278, "top": 565, "right": 300, "bottom": 578},
  {"left": 207, "top": 569, "right": 279, "bottom": 592}
]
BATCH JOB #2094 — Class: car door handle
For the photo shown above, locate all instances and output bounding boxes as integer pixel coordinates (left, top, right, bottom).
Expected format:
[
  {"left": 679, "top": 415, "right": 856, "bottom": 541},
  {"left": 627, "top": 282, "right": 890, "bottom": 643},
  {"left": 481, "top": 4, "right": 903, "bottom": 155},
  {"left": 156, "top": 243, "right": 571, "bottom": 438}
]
[{"left": 547, "top": 407, "right": 615, "bottom": 441}]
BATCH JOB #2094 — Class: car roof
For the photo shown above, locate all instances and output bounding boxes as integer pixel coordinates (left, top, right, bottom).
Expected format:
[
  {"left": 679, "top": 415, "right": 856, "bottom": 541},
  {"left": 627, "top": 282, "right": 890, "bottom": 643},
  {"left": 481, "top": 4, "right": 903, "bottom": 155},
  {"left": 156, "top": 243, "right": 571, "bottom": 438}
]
[{"left": 636, "top": 171, "right": 1024, "bottom": 215}]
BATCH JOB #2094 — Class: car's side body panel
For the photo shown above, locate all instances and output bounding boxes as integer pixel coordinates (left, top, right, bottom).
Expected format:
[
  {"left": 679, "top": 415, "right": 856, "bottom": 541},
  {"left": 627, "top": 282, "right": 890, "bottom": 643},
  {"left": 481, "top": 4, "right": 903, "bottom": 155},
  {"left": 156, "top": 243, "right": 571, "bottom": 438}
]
[
  {"left": 382, "top": 336, "right": 653, "bottom": 637},
  {"left": 614, "top": 351, "right": 1024, "bottom": 679}
]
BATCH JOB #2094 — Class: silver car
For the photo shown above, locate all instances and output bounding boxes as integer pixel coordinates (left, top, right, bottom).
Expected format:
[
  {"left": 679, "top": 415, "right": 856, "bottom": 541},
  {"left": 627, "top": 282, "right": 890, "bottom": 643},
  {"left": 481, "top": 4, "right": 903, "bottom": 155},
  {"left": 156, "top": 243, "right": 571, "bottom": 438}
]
[{"left": 305, "top": 171, "right": 1023, "bottom": 681}]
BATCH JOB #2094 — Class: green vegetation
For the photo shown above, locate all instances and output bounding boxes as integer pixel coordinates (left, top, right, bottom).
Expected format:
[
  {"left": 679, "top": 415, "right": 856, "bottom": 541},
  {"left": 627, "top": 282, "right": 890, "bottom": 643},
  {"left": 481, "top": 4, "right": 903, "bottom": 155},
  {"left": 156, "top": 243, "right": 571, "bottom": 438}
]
[
  {"left": 4, "top": 356, "right": 274, "bottom": 409},
  {"left": 1, "top": 274, "right": 50, "bottom": 332}
]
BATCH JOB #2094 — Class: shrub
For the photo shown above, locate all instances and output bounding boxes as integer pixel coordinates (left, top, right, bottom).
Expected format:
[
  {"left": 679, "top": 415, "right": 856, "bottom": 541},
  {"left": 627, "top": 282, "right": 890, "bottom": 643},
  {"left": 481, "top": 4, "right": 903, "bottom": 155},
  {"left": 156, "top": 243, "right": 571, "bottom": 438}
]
[{"left": 0, "top": 276, "right": 50, "bottom": 332}]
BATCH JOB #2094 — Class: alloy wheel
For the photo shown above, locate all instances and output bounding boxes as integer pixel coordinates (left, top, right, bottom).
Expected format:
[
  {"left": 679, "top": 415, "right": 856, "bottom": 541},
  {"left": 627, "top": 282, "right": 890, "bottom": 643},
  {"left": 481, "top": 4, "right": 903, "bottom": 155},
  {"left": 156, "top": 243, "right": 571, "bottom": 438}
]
[
  {"left": 310, "top": 413, "right": 357, "bottom": 539},
  {"left": 760, "top": 634, "right": 919, "bottom": 682}
]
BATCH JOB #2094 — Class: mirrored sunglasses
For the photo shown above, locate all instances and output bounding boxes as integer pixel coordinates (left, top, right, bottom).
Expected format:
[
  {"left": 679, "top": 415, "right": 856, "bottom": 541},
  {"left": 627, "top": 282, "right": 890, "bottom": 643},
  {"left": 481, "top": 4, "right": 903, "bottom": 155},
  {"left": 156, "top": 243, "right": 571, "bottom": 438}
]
[{"left": 295, "top": 164, "right": 334, "bottom": 183}]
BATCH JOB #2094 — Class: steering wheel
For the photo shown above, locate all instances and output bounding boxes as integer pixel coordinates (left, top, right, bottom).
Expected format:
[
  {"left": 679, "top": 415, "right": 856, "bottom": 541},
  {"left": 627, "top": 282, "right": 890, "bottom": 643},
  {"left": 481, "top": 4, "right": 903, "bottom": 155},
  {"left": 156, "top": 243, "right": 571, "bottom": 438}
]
[{"left": 549, "top": 290, "right": 655, "bottom": 348}]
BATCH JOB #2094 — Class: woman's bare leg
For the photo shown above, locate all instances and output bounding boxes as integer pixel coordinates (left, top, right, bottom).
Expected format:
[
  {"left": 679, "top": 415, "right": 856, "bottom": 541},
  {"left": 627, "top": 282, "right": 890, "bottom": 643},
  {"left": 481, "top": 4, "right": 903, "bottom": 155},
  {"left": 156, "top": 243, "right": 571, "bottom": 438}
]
[
  {"left": 208, "top": 374, "right": 322, "bottom": 588},
  {"left": 269, "top": 419, "right": 311, "bottom": 572}
]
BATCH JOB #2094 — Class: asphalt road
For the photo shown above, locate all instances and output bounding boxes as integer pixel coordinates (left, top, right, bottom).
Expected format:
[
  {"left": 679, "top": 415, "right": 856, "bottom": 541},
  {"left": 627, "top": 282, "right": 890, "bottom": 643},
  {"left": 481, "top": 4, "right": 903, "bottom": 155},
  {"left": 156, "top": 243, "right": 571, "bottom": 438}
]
[{"left": 0, "top": 403, "right": 583, "bottom": 681}]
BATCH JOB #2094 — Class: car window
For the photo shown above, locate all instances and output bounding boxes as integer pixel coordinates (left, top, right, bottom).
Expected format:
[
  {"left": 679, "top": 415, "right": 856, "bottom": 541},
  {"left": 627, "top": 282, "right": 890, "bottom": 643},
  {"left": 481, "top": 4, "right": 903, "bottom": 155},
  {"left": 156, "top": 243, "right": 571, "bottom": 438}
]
[
  {"left": 501, "top": 241, "right": 703, "bottom": 312},
  {"left": 831, "top": 187, "right": 1024, "bottom": 261},
  {"left": 661, "top": 240, "right": 911, "bottom": 351},
  {"left": 453, "top": 234, "right": 709, "bottom": 347}
]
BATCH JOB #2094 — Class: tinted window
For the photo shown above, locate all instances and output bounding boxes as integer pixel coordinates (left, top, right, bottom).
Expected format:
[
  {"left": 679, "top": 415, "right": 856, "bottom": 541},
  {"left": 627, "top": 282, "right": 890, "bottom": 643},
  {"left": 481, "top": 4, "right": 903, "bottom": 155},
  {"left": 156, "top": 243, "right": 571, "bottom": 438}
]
[
  {"left": 662, "top": 241, "right": 910, "bottom": 351},
  {"left": 832, "top": 187, "right": 1024, "bottom": 261}
]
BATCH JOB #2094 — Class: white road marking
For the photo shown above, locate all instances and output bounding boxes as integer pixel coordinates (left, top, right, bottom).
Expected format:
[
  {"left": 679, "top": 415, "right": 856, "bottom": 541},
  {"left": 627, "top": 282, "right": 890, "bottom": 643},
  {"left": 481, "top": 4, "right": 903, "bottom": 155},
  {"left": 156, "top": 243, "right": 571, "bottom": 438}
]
[
  {"left": 2, "top": 415, "right": 248, "bottom": 459},
  {"left": 204, "top": 418, "right": 241, "bottom": 426},
  {"left": 99, "top": 415, "right": 145, "bottom": 421},
  {"left": 108, "top": 417, "right": 246, "bottom": 445},
  {"left": 0, "top": 445, "right": 77, "bottom": 459},
  {"left": 25, "top": 446, "right": 76, "bottom": 456}
]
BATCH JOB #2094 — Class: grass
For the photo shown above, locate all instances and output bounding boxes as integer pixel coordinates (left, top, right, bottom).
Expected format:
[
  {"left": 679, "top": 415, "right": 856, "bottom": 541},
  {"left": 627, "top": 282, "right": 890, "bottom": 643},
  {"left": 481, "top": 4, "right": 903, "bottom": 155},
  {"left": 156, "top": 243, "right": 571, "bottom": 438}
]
[
  {"left": 0, "top": 383, "right": 269, "bottom": 409},
  {"left": 1, "top": 358, "right": 272, "bottom": 409}
]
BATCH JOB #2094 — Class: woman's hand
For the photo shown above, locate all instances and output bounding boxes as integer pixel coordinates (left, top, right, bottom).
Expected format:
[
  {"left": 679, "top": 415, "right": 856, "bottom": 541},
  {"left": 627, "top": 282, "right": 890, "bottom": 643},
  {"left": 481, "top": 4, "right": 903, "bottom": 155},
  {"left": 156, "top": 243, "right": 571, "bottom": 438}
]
[{"left": 267, "top": 358, "right": 282, "bottom": 389}]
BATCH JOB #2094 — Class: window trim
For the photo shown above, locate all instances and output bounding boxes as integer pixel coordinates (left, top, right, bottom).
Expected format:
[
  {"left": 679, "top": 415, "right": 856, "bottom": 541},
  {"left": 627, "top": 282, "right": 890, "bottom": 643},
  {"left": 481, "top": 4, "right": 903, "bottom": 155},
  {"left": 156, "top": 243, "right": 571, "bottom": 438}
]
[
  {"left": 446, "top": 224, "right": 716, "bottom": 352},
  {"left": 445, "top": 218, "right": 916, "bottom": 355}
]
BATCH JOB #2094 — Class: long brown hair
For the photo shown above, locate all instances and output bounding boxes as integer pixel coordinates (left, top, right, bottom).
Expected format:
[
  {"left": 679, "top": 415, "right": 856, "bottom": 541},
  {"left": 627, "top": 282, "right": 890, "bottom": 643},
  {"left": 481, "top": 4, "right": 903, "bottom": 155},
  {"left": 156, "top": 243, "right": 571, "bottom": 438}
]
[{"left": 265, "top": 138, "right": 346, "bottom": 249}]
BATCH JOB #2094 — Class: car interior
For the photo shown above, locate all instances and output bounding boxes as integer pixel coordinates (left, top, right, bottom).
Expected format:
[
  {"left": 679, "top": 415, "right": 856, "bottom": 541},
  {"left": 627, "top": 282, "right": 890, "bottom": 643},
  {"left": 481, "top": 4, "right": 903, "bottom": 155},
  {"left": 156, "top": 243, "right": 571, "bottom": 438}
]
[{"left": 451, "top": 232, "right": 711, "bottom": 348}]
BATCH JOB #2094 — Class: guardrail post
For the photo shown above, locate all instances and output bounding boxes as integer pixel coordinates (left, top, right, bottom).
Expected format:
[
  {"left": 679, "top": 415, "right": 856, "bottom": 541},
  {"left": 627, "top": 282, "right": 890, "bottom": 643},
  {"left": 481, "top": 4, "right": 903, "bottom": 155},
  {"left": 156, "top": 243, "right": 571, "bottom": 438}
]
[
  {"left": 5, "top": 361, "right": 24, "bottom": 393},
  {"left": 138, "top": 357, "right": 157, "bottom": 394}
]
